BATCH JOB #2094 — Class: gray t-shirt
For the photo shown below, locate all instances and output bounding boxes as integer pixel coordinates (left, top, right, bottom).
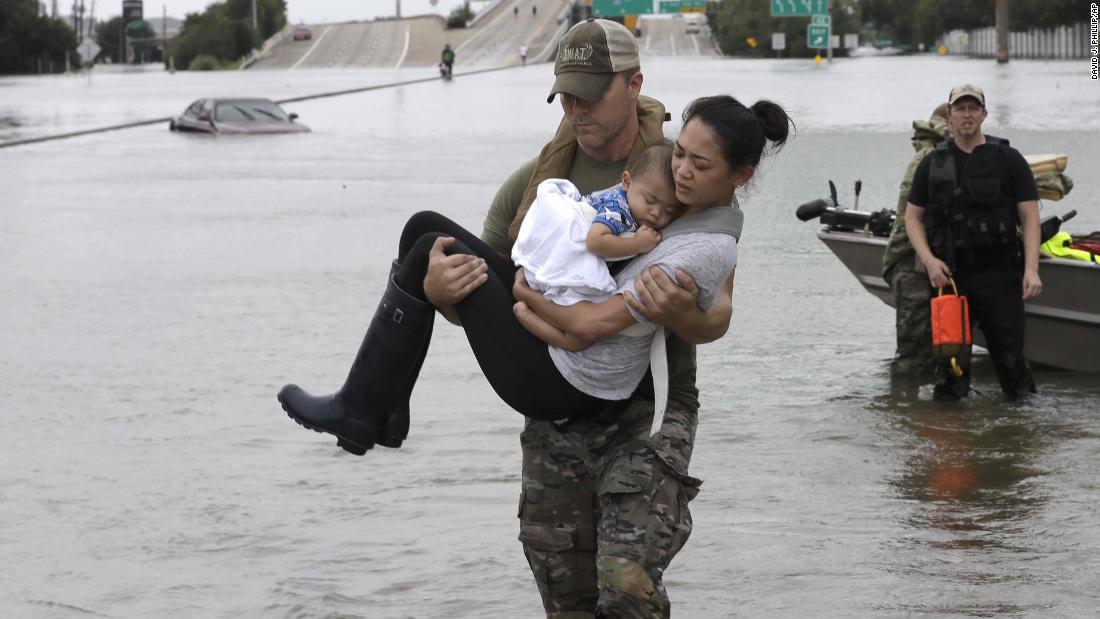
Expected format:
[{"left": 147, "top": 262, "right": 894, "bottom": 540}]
[{"left": 549, "top": 229, "right": 739, "bottom": 400}]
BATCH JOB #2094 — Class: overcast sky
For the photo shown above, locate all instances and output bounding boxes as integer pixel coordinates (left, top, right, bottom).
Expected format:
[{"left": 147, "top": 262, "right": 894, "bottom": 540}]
[{"left": 90, "top": 0, "right": 491, "bottom": 24}]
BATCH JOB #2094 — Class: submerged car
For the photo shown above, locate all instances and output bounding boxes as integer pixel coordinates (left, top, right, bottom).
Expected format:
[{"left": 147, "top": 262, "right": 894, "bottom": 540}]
[
  {"left": 169, "top": 98, "right": 310, "bottom": 135},
  {"left": 292, "top": 26, "right": 312, "bottom": 41}
]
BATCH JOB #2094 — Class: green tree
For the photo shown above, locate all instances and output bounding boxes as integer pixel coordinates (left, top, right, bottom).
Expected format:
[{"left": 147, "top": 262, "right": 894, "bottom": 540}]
[
  {"left": 857, "top": 0, "right": 1080, "bottom": 49},
  {"left": 911, "top": 0, "right": 943, "bottom": 49},
  {"left": 167, "top": 0, "right": 286, "bottom": 70},
  {"left": 0, "top": 0, "right": 78, "bottom": 74},
  {"left": 223, "top": 0, "right": 287, "bottom": 39},
  {"left": 1011, "top": 0, "right": 1080, "bottom": 29}
]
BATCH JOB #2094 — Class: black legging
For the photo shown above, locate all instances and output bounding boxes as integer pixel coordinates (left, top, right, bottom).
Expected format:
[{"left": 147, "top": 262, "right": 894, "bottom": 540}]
[{"left": 392, "top": 211, "right": 603, "bottom": 421}]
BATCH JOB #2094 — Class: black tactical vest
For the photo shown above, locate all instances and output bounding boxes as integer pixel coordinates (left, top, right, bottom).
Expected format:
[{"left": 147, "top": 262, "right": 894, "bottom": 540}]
[{"left": 923, "top": 136, "right": 1021, "bottom": 269}]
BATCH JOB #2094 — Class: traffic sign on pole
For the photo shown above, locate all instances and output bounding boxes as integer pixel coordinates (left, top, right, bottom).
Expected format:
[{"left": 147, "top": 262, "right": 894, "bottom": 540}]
[
  {"left": 807, "top": 24, "right": 829, "bottom": 49},
  {"left": 771, "top": 32, "right": 786, "bottom": 50},
  {"left": 76, "top": 38, "right": 101, "bottom": 62},
  {"left": 771, "top": 0, "right": 829, "bottom": 17},
  {"left": 592, "top": 0, "right": 655, "bottom": 16}
]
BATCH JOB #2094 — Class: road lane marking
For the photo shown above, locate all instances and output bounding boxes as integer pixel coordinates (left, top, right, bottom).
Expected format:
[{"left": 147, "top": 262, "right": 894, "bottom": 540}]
[
  {"left": 394, "top": 24, "right": 411, "bottom": 69},
  {"left": 669, "top": 33, "right": 677, "bottom": 56},
  {"left": 692, "top": 34, "right": 700, "bottom": 55},
  {"left": 291, "top": 24, "right": 333, "bottom": 70}
]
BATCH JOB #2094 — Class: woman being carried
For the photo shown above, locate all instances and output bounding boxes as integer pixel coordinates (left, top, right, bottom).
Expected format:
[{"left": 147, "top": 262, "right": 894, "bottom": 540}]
[{"left": 277, "top": 95, "right": 793, "bottom": 455}]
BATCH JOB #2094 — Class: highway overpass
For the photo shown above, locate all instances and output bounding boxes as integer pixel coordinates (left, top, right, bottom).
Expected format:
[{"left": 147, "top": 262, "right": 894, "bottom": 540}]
[{"left": 248, "top": 1, "right": 718, "bottom": 71}]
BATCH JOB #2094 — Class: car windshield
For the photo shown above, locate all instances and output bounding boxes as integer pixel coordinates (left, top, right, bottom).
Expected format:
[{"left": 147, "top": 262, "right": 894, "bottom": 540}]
[{"left": 215, "top": 100, "right": 289, "bottom": 122}]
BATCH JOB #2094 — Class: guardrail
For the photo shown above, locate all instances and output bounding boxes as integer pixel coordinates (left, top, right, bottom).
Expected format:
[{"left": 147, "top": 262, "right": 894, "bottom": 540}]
[
  {"left": 241, "top": 23, "right": 292, "bottom": 69},
  {"left": 0, "top": 65, "right": 518, "bottom": 149}
]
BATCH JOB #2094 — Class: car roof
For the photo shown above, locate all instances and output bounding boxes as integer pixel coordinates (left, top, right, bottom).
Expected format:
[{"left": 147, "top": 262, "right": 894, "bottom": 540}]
[{"left": 208, "top": 97, "right": 281, "bottom": 105}]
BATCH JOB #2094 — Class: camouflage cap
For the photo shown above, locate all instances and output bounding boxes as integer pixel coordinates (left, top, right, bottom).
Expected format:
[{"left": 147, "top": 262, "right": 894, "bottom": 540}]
[
  {"left": 547, "top": 19, "right": 640, "bottom": 104},
  {"left": 948, "top": 83, "right": 985, "bottom": 107}
]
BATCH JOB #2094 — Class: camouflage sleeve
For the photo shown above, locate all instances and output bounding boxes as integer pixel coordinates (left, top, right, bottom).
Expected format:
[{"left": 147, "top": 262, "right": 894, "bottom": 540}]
[
  {"left": 898, "top": 145, "right": 933, "bottom": 203},
  {"left": 481, "top": 159, "right": 537, "bottom": 254},
  {"left": 883, "top": 146, "right": 934, "bottom": 276}
]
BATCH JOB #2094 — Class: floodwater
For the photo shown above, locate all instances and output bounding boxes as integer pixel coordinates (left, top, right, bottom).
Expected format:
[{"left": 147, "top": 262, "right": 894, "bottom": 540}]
[{"left": 1, "top": 56, "right": 1099, "bottom": 618}]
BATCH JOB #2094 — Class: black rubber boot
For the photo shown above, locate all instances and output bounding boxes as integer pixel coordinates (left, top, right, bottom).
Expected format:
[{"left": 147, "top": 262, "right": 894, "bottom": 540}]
[
  {"left": 278, "top": 275, "right": 435, "bottom": 455},
  {"left": 374, "top": 260, "right": 434, "bottom": 448}
]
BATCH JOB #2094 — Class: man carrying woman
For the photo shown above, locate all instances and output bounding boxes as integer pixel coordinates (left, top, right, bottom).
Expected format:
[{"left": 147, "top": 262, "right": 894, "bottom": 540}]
[{"left": 278, "top": 19, "right": 793, "bottom": 618}]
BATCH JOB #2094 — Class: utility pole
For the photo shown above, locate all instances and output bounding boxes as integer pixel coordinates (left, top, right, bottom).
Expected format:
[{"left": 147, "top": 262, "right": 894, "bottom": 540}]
[
  {"left": 252, "top": 0, "right": 258, "bottom": 31},
  {"left": 396, "top": 0, "right": 401, "bottom": 19},
  {"left": 995, "top": 0, "right": 1009, "bottom": 63}
]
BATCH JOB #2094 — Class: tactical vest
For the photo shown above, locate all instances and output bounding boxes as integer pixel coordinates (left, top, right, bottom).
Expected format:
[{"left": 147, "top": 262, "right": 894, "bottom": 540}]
[{"left": 923, "top": 136, "right": 1021, "bottom": 269}]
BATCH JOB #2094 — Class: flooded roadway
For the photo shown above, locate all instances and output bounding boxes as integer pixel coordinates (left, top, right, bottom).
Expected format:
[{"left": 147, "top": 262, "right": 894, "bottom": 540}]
[{"left": 1, "top": 56, "right": 1099, "bottom": 618}]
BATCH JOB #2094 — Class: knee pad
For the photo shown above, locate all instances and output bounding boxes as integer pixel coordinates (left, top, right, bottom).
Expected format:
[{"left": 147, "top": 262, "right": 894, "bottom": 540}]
[{"left": 596, "top": 555, "right": 668, "bottom": 617}]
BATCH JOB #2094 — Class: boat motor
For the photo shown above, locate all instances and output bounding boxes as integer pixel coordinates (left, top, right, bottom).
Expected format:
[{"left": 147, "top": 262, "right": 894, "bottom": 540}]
[
  {"left": 795, "top": 180, "right": 895, "bottom": 237},
  {"left": 1040, "top": 209, "right": 1077, "bottom": 244}
]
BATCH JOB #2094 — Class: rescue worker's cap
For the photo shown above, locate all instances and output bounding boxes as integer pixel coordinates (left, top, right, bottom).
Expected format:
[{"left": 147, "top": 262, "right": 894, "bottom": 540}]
[
  {"left": 948, "top": 83, "right": 986, "bottom": 107},
  {"left": 547, "top": 19, "right": 640, "bottom": 104}
]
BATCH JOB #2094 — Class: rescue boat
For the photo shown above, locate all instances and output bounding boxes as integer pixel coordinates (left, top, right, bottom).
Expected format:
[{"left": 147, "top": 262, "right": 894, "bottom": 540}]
[{"left": 796, "top": 180, "right": 1100, "bottom": 373}]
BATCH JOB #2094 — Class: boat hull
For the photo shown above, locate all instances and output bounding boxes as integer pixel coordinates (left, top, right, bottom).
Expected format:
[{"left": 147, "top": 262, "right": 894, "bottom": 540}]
[{"left": 818, "top": 229, "right": 1100, "bottom": 373}]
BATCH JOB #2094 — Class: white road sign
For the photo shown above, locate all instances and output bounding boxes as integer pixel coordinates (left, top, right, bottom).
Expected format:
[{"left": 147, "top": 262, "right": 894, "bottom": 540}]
[{"left": 76, "top": 38, "right": 101, "bottom": 62}]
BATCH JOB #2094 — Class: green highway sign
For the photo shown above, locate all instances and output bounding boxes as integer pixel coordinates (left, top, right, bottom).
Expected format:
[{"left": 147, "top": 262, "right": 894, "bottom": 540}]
[
  {"left": 592, "top": 0, "right": 655, "bottom": 16},
  {"left": 658, "top": 0, "right": 704, "bottom": 12},
  {"left": 810, "top": 14, "right": 830, "bottom": 26},
  {"left": 771, "top": 0, "right": 829, "bottom": 17},
  {"left": 807, "top": 24, "right": 830, "bottom": 48}
]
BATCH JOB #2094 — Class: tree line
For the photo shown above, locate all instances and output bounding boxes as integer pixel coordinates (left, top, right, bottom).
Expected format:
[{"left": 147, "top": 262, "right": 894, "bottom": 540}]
[
  {"left": 0, "top": 0, "right": 286, "bottom": 74},
  {"left": 0, "top": 0, "right": 77, "bottom": 74},
  {"left": 91, "top": 0, "right": 286, "bottom": 69},
  {"left": 711, "top": 0, "right": 1083, "bottom": 57},
  {"left": 164, "top": 0, "right": 287, "bottom": 70}
]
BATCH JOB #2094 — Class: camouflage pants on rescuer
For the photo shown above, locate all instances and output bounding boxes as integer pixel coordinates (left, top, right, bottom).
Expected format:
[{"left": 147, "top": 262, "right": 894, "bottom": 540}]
[
  {"left": 519, "top": 398, "right": 700, "bottom": 618},
  {"left": 887, "top": 253, "right": 935, "bottom": 374}
]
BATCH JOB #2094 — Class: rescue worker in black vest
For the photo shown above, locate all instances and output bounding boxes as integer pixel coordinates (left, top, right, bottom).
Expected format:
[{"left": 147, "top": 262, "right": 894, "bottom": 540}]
[{"left": 905, "top": 84, "right": 1042, "bottom": 400}]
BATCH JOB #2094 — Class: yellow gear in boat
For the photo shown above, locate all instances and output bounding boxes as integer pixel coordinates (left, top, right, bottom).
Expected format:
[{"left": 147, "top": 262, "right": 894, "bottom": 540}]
[{"left": 1040, "top": 232, "right": 1098, "bottom": 262}]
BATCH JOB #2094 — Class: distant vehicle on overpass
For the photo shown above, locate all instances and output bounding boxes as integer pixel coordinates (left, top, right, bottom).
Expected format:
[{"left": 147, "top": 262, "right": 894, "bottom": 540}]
[
  {"left": 169, "top": 98, "right": 310, "bottom": 134},
  {"left": 292, "top": 26, "right": 312, "bottom": 41}
]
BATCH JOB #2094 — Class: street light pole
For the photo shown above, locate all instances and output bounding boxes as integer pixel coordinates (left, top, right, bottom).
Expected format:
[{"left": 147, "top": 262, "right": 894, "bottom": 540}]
[{"left": 252, "top": 0, "right": 258, "bottom": 31}]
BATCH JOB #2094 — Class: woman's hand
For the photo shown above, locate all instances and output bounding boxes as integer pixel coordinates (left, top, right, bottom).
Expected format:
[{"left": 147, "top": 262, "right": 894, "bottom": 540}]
[
  {"left": 513, "top": 268, "right": 632, "bottom": 345},
  {"left": 512, "top": 267, "right": 537, "bottom": 305},
  {"left": 513, "top": 301, "right": 590, "bottom": 351}
]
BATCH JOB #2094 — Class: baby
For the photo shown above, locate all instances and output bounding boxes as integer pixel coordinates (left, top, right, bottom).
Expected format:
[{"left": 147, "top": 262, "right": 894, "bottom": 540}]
[{"left": 511, "top": 143, "right": 682, "bottom": 308}]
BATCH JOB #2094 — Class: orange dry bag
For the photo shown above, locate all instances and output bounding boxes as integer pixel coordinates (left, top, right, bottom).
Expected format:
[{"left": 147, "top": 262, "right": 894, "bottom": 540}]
[{"left": 930, "top": 278, "right": 972, "bottom": 377}]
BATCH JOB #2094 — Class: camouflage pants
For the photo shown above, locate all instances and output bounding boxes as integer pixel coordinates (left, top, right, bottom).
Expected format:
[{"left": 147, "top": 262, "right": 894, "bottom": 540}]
[
  {"left": 518, "top": 397, "right": 701, "bottom": 619},
  {"left": 887, "top": 253, "right": 935, "bottom": 375}
]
